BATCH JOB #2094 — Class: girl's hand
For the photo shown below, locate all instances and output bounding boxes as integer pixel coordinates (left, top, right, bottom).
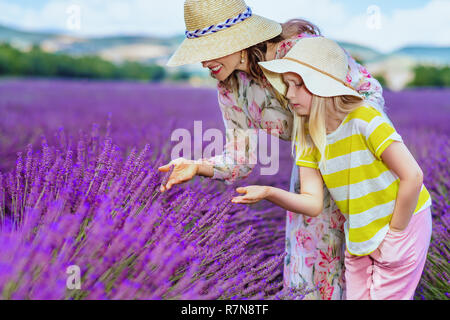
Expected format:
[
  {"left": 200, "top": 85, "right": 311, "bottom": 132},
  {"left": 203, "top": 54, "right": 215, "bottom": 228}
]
[
  {"left": 389, "top": 224, "right": 406, "bottom": 233},
  {"left": 231, "top": 186, "right": 271, "bottom": 204},
  {"left": 158, "top": 158, "right": 199, "bottom": 192}
]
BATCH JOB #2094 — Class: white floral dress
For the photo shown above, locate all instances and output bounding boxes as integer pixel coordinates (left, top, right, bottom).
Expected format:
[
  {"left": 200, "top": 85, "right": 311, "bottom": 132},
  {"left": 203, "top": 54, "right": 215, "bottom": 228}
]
[{"left": 202, "top": 33, "right": 387, "bottom": 299}]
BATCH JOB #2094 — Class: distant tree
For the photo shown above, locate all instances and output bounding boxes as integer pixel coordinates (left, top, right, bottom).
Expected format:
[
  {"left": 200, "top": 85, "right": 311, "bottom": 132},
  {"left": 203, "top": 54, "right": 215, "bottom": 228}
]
[
  {"left": 0, "top": 42, "right": 167, "bottom": 81},
  {"left": 0, "top": 43, "right": 17, "bottom": 74},
  {"left": 351, "top": 55, "right": 365, "bottom": 65},
  {"left": 407, "top": 65, "right": 450, "bottom": 87},
  {"left": 119, "top": 61, "right": 148, "bottom": 80},
  {"left": 20, "top": 45, "right": 57, "bottom": 76},
  {"left": 440, "top": 66, "right": 450, "bottom": 86},
  {"left": 148, "top": 65, "right": 166, "bottom": 82},
  {"left": 373, "top": 74, "right": 387, "bottom": 88},
  {"left": 169, "top": 70, "right": 191, "bottom": 82}
]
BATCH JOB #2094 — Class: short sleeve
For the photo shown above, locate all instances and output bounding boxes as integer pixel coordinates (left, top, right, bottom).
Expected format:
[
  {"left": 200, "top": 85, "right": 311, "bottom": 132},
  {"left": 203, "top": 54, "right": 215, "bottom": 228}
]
[
  {"left": 295, "top": 140, "right": 320, "bottom": 169},
  {"left": 361, "top": 107, "right": 403, "bottom": 160}
]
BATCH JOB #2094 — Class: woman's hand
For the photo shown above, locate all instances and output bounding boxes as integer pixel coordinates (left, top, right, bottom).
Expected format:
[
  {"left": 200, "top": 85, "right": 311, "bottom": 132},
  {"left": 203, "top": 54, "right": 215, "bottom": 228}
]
[
  {"left": 231, "top": 186, "right": 271, "bottom": 204},
  {"left": 158, "top": 158, "right": 199, "bottom": 192}
]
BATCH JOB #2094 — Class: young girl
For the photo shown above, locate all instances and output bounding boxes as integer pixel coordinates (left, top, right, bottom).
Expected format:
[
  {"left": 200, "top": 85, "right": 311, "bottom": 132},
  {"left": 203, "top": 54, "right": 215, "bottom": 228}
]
[{"left": 231, "top": 37, "right": 432, "bottom": 300}]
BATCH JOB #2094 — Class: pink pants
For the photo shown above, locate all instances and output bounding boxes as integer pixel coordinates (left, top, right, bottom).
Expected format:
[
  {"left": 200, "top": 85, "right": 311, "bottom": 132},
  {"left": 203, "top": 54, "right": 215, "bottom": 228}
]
[{"left": 344, "top": 207, "right": 432, "bottom": 300}]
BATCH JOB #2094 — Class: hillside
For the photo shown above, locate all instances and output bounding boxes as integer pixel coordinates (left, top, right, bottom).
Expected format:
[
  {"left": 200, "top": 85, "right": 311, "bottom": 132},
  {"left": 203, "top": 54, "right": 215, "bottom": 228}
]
[{"left": 0, "top": 24, "right": 448, "bottom": 89}]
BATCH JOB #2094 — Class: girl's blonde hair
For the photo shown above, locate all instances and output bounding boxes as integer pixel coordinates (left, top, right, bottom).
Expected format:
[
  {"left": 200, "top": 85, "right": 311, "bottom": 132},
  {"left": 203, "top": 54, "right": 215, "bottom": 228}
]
[{"left": 291, "top": 95, "right": 364, "bottom": 168}]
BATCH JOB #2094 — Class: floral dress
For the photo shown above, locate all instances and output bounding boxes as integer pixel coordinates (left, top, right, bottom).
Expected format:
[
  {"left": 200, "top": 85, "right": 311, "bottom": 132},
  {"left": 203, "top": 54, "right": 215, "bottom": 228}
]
[{"left": 202, "top": 33, "right": 387, "bottom": 299}]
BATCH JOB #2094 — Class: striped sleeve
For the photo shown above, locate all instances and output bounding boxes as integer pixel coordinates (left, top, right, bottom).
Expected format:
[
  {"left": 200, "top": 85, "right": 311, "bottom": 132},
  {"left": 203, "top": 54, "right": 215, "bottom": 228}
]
[
  {"left": 295, "top": 143, "right": 320, "bottom": 169},
  {"left": 361, "top": 107, "right": 403, "bottom": 160}
]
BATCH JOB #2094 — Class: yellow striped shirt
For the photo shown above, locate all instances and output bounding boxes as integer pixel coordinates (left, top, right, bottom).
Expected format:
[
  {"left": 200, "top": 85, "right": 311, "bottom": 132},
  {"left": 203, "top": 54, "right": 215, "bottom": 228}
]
[{"left": 296, "top": 106, "right": 432, "bottom": 256}]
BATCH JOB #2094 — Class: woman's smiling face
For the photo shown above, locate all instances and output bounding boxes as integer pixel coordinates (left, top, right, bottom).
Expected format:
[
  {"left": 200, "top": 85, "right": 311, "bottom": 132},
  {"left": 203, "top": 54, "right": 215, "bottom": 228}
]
[
  {"left": 201, "top": 51, "right": 243, "bottom": 81},
  {"left": 282, "top": 72, "right": 313, "bottom": 116}
]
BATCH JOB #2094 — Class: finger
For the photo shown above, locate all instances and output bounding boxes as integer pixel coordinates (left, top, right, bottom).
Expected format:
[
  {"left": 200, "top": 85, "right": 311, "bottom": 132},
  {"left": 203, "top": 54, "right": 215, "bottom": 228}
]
[
  {"left": 159, "top": 159, "right": 180, "bottom": 171},
  {"left": 166, "top": 178, "right": 180, "bottom": 190},
  {"left": 167, "top": 173, "right": 189, "bottom": 188},
  {"left": 233, "top": 199, "right": 255, "bottom": 204},
  {"left": 158, "top": 164, "right": 170, "bottom": 172},
  {"left": 232, "top": 196, "right": 249, "bottom": 203},
  {"left": 236, "top": 187, "right": 247, "bottom": 194}
]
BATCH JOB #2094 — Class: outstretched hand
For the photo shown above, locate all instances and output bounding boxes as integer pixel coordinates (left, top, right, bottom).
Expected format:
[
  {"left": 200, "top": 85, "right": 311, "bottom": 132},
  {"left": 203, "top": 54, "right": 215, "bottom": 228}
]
[
  {"left": 158, "top": 158, "right": 199, "bottom": 192},
  {"left": 231, "top": 185, "right": 271, "bottom": 204}
]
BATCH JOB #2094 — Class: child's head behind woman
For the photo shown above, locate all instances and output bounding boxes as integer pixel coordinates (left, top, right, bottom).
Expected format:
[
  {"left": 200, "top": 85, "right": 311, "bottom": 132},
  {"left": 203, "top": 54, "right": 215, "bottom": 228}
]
[{"left": 258, "top": 37, "right": 364, "bottom": 165}]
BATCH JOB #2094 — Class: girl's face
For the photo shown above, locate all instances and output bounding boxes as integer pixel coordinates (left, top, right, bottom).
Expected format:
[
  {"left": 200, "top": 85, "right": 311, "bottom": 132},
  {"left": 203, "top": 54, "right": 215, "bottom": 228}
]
[
  {"left": 282, "top": 72, "right": 313, "bottom": 116},
  {"left": 201, "top": 51, "right": 245, "bottom": 81}
]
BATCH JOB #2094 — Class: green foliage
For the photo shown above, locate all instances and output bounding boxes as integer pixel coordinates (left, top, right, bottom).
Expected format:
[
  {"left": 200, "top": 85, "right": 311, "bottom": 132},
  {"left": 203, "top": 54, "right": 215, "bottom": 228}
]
[
  {"left": 352, "top": 55, "right": 364, "bottom": 65},
  {"left": 373, "top": 74, "right": 387, "bottom": 87},
  {"left": 407, "top": 65, "right": 450, "bottom": 87},
  {"left": 0, "top": 42, "right": 166, "bottom": 81},
  {"left": 169, "top": 70, "right": 191, "bottom": 82}
]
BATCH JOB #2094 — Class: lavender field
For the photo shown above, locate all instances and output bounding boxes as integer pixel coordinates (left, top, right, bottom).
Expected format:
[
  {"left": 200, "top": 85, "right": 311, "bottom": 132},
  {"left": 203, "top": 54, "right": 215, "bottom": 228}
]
[{"left": 0, "top": 78, "right": 448, "bottom": 300}]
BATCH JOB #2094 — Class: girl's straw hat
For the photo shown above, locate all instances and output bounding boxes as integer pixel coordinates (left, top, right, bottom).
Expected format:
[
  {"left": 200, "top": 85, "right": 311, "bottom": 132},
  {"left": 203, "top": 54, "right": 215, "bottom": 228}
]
[
  {"left": 258, "top": 37, "right": 363, "bottom": 99},
  {"left": 167, "top": 0, "right": 282, "bottom": 67}
]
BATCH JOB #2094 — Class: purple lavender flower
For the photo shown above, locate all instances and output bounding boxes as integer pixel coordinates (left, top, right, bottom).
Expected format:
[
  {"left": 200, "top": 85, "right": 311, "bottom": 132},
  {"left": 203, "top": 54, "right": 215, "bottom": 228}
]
[{"left": 0, "top": 80, "right": 447, "bottom": 300}]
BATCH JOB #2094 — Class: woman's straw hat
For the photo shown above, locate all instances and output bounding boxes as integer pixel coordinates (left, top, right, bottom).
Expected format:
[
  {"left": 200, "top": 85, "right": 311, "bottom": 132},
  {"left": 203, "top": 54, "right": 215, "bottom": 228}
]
[
  {"left": 167, "top": 0, "right": 282, "bottom": 67},
  {"left": 258, "top": 37, "right": 363, "bottom": 99}
]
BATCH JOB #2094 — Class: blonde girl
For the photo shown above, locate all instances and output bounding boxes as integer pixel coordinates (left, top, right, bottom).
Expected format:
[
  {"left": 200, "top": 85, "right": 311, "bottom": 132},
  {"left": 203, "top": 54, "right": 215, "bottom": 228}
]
[{"left": 232, "top": 37, "right": 432, "bottom": 300}]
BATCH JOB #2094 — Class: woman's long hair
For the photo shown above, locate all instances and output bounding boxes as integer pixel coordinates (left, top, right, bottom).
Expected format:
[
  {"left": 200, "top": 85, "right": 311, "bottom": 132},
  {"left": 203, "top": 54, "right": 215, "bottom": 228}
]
[
  {"left": 219, "top": 19, "right": 321, "bottom": 106},
  {"left": 292, "top": 95, "right": 363, "bottom": 169}
]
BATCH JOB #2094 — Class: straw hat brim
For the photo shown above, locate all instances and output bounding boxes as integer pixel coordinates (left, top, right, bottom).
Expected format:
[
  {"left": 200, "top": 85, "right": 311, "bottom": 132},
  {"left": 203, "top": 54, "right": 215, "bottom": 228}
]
[
  {"left": 259, "top": 59, "right": 363, "bottom": 99},
  {"left": 167, "top": 15, "right": 282, "bottom": 67}
]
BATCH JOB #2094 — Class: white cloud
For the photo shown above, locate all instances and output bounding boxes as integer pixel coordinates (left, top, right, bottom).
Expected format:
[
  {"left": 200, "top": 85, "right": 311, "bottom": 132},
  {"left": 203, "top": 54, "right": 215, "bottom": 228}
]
[
  {"left": 0, "top": 0, "right": 448, "bottom": 52},
  {"left": 0, "top": 0, "right": 186, "bottom": 36},
  {"left": 327, "top": 0, "right": 450, "bottom": 52},
  {"left": 250, "top": 0, "right": 450, "bottom": 53},
  {"left": 246, "top": 0, "right": 348, "bottom": 26}
]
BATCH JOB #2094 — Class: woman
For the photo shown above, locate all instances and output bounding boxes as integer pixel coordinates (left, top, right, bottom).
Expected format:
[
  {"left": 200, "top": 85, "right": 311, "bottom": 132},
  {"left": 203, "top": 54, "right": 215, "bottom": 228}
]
[{"left": 159, "top": 0, "right": 387, "bottom": 300}]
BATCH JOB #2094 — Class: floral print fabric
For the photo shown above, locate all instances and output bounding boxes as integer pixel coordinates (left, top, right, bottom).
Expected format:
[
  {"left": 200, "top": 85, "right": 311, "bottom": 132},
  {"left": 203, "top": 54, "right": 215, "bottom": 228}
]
[{"left": 285, "top": 163, "right": 347, "bottom": 299}]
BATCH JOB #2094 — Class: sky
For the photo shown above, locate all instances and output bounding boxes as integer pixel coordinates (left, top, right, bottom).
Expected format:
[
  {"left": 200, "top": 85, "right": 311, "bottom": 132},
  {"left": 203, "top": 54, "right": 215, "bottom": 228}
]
[{"left": 0, "top": 0, "right": 449, "bottom": 53}]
